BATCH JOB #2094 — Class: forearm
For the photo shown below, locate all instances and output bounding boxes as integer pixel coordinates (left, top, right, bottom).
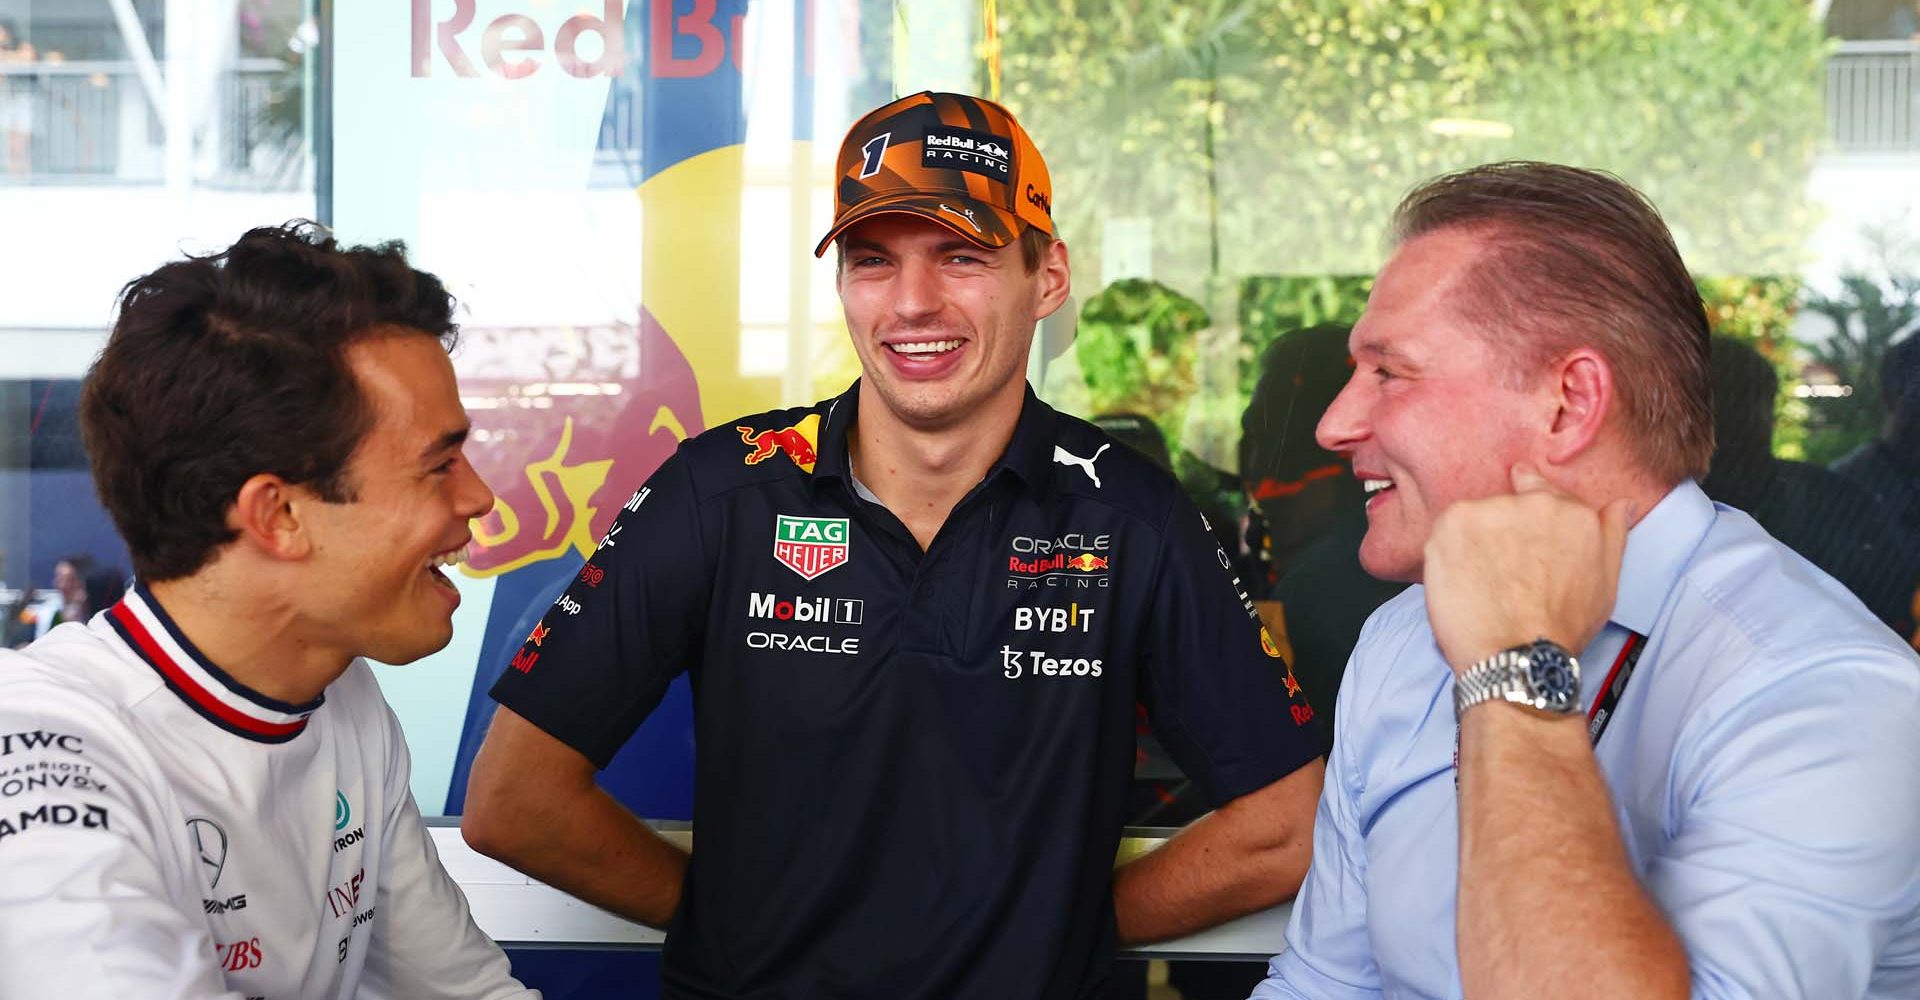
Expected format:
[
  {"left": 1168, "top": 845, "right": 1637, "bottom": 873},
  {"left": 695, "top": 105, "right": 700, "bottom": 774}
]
[
  {"left": 466, "top": 781, "right": 687, "bottom": 928},
  {"left": 1456, "top": 706, "right": 1687, "bottom": 1000},
  {"left": 1113, "top": 762, "right": 1321, "bottom": 944}
]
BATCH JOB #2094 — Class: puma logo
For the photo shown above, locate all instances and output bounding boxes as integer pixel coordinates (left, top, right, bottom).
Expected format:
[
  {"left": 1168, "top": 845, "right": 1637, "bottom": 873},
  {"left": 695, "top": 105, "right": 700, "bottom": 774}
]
[
  {"left": 1052, "top": 443, "right": 1111, "bottom": 488},
  {"left": 938, "top": 203, "right": 983, "bottom": 234}
]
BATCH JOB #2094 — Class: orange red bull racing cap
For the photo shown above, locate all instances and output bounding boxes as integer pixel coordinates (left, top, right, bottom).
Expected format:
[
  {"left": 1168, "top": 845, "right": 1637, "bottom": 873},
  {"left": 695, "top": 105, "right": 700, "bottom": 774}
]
[{"left": 813, "top": 91, "right": 1054, "bottom": 257}]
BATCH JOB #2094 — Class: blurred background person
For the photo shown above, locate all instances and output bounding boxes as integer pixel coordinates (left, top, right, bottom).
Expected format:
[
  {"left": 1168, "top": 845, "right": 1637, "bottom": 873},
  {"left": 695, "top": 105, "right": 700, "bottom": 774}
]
[
  {"left": 1833, "top": 327, "right": 1920, "bottom": 531},
  {"left": 1242, "top": 325, "right": 1406, "bottom": 751},
  {"left": 50, "top": 553, "right": 94, "bottom": 625},
  {"left": 1702, "top": 334, "right": 1918, "bottom": 638}
]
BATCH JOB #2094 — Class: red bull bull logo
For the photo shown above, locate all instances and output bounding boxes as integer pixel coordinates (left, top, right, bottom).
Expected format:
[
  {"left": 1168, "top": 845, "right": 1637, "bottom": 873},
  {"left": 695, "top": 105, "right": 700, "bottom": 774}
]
[
  {"left": 1065, "top": 553, "right": 1109, "bottom": 572},
  {"left": 456, "top": 313, "right": 705, "bottom": 579},
  {"left": 739, "top": 414, "right": 821, "bottom": 473}
]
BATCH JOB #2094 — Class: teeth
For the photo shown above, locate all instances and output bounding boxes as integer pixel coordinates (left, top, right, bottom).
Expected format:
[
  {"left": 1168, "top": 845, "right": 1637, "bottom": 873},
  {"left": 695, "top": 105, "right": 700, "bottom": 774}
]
[
  {"left": 1362, "top": 479, "right": 1394, "bottom": 495},
  {"left": 427, "top": 547, "right": 469, "bottom": 570},
  {"left": 888, "top": 339, "right": 961, "bottom": 355}
]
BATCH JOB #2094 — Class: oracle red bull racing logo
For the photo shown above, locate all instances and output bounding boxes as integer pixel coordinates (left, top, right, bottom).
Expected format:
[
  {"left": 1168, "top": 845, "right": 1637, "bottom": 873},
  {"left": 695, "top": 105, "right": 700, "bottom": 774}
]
[
  {"left": 1007, "top": 533, "right": 1113, "bottom": 589},
  {"left": 739, "top": 414, "right": 821, "bottom": 473}
]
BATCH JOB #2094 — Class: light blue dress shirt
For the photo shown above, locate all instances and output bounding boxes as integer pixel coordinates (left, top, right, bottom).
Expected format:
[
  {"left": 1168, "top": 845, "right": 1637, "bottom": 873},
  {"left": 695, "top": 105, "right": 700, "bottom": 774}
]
[{"left": 1253, "top": 480, "right": 1920, "bottom": 999}]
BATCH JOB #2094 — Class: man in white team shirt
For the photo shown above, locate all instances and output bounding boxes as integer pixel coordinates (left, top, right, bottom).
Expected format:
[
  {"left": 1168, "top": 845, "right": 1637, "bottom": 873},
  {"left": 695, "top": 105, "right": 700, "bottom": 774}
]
[{"left": 0, "top": 223, "right": 537, "bottom": 999}]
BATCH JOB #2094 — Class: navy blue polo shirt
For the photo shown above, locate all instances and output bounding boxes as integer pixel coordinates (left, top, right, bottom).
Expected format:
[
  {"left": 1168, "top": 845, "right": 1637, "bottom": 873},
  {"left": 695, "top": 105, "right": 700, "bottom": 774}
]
[{"left": 491, "top": 382, "right": 1322, "bottom": 1000}]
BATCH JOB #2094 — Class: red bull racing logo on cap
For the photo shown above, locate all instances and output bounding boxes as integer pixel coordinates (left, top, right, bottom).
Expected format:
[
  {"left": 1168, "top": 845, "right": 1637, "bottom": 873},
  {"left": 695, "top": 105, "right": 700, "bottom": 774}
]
[
  {"left": 739, "top": 414, "right": 821, "bottom": 473},
  {"left": 773, "top": 515, "right": 850, "bottom": 580}
]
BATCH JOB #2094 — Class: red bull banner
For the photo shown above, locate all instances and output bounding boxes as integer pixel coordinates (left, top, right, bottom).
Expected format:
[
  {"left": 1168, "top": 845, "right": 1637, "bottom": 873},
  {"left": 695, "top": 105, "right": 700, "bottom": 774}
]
[{"left": 332, "top": 1, "right": 901, "bottom": 842}]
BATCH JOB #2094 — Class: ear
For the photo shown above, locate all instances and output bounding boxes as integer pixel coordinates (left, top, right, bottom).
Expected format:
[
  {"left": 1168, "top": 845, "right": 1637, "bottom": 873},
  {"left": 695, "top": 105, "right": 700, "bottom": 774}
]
[
  {"left": 1543, "top": 347, "right": 1614, "bottom": 465},
  {"left": 1032, "top": 238, "right": 1073, "bottom": 322},
  {"left": 227, "top": 474, "right": 313, "bottom": 562}
]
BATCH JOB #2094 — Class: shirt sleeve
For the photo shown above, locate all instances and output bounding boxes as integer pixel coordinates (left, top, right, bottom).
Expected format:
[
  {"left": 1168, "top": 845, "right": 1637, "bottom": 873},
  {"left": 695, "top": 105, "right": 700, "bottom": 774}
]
[
  {"left": 1135, "top": 493, "right": 1323, "bottom": 805},
  {"left": 1252, "top": 636, "right": 1386, "bottom": 1000},
  {"left": 489, "top": 448, "right": 713, "bottom": 767},
  {"left": 1648, "top": 642, "right": 1920, "bottom": 999},
  {"left": 359, "top": 690, "right": 539, "bottom": 1000},
  {"left": 0, "top": 670, "right": 244, "bottom": 1000}
]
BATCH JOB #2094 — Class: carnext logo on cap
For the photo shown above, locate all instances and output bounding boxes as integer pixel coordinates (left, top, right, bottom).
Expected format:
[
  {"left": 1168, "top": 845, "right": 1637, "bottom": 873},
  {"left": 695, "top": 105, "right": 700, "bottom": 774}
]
[{"left": 924, "top": 127, "right": 1012, "bottom": 179}]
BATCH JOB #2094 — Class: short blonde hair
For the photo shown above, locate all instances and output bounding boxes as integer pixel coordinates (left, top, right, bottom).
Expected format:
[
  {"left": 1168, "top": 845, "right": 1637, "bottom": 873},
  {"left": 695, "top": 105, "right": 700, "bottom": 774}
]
[{"left": 1391, "top": 161, "right": 1714, "bottom": 483}]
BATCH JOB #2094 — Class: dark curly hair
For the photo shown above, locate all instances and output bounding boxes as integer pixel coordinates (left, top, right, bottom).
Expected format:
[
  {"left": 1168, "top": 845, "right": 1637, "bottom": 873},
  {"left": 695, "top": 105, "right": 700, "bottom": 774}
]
[{"left": 80, "top": 221, "right": 459, "bottom": 582}]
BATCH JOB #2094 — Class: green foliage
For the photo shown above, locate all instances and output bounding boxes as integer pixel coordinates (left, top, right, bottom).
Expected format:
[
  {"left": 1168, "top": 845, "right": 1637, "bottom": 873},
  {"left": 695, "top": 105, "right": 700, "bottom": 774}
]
[
  {"left": 1801, "top": 274, "right": 1920, "bottom": 465},
  {"left": 1074, "top": 279, "right": 1211, "bottom": 443},
  {"left": 1236, "top": 275, "right": 1372, "bottom": 396},
  {"left": 996, "top": 0, "right": 1828, "bottom": 292},
  {"left": 998, "top": 1, "right": 1830, "bottom": 468}
]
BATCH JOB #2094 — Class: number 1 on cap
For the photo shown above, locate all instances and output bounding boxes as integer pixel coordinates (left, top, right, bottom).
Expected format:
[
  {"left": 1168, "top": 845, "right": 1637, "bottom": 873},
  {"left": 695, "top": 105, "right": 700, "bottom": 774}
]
[{"left": 860, "top": 133, "right": 890, "bottom": 178}]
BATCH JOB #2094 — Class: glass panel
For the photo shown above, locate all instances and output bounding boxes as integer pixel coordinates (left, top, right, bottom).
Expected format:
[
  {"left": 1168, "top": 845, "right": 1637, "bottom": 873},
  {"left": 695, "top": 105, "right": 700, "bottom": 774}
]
[{"left": 3, "top": 0, "right": 318, "bottom": 643}]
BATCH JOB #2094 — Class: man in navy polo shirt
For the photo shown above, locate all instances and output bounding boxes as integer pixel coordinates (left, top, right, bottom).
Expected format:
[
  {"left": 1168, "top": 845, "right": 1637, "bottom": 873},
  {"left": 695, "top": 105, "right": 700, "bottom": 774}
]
[{"left": 463, "top": 92, "right": 1325, "bottom": 999}]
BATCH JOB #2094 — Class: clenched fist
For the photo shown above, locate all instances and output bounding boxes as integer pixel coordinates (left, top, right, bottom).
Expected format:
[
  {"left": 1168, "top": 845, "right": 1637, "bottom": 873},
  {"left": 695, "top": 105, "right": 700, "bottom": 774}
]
[{"left": 1423, "top": 464, "right": 1633, "bottom": 673}]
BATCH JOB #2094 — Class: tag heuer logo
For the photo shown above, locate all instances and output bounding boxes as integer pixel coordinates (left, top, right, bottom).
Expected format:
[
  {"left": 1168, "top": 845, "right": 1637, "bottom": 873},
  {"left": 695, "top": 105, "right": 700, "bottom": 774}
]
[{"left": 774, "top": 515, "right": 850, "bottom": 580}]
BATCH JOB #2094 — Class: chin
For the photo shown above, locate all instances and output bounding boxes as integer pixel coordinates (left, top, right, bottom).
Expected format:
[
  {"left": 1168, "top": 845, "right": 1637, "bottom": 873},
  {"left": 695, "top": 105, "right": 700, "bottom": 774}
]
[
  {"left": 1357, "top": 542, "right": 1421, "bottom": 585},
  {"left": 371, "top": 628, "right": 455, "bottom": 667}
]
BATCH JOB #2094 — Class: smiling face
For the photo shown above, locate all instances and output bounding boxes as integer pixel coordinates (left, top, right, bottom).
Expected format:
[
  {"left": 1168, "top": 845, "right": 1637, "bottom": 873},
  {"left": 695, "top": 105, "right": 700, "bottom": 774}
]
[
  {"left": 294, "top": 331, "right": 494, "bottom": 665},
  {"left": 1316, "top": 230, "right": 1545, "bottom": 583},
  {"left": 836, "top": 215, "right": 1068, "bottom": 432}
]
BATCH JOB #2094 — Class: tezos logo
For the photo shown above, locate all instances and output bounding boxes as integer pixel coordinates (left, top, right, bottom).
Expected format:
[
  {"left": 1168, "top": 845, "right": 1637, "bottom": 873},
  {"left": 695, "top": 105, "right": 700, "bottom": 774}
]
[
  {"left": 1000, "top": 646, "right": 1103, "bottom": 680},
  {"left": 773, "top": 515, "right": 850, "bottom": 581}
]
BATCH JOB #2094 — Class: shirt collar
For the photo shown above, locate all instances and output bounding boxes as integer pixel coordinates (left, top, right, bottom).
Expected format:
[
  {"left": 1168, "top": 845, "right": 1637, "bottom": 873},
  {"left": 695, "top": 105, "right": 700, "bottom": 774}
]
[
  {"left": 810, "top": 380, "right": 1060, "bottom": 493},
  {"left": 1610, "top": 478, "right": 1717, "bottom": 635}
]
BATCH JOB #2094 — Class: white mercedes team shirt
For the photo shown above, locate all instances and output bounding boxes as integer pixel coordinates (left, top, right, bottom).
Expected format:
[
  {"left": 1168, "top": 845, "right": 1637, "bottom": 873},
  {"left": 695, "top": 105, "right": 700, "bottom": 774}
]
[{"left": 0, "top": 585, "right": 538, "bottom": 1000}]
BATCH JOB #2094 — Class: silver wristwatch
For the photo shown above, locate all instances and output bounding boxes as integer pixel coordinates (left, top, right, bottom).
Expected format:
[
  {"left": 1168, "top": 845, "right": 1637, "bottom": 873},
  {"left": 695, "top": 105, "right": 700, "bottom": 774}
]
[{"left": 1453, "top": 639, "right": 1582, "bottom": 719}]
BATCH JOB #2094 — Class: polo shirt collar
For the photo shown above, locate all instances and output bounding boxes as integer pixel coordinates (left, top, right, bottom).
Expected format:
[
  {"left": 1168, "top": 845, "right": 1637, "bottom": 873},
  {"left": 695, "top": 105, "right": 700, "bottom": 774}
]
[
  {"left": 1610, "top": 478, "right": 1716, "bottom": 635},
  {"left": 810, "top": 380, "right": 1060, "bottom": 493}
]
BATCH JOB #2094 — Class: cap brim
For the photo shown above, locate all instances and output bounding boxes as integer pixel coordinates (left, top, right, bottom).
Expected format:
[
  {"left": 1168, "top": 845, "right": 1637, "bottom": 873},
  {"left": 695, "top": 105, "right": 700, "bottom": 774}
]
[{"left": 813, "top": 192, "right": 1021, "bottom": 258}]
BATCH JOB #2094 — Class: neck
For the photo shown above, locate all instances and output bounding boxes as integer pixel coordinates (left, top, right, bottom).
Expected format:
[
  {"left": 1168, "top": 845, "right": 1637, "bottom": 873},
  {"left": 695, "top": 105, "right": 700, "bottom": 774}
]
[
  {"left": 848, "top": 381, "right": 1025, "bottom": 548},
  {"left": 146, "top": 570, "right": 347, "bottom": 705},
  {"left": 1555, "top": 434, "right": 1681, "bottom": 530}
]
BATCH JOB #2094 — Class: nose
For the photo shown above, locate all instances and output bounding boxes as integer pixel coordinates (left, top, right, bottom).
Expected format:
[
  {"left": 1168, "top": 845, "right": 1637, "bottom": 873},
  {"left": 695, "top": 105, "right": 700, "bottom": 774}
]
[
  {"left": 892, "top": 256, "right": 943, "bottom": 322},
  {"left": 453, "top": 453, "right": 496, "bottom": 523},
  {"left": 1316, "top": 372, "right": 1371, "bottom": 456}
]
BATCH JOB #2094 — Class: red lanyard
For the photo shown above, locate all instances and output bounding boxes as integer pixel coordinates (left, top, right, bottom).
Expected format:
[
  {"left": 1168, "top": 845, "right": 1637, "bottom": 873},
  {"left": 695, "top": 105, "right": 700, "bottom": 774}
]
[{"left": 1586, "top": 630, "right": 1648, "bottom": 746}]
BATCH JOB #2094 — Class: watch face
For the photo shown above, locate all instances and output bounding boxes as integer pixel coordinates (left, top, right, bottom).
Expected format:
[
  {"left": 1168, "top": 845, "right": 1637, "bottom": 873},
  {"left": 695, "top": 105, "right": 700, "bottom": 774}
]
[{"left": 1526, "top": 642, "right": 1580, "bottom": 711}]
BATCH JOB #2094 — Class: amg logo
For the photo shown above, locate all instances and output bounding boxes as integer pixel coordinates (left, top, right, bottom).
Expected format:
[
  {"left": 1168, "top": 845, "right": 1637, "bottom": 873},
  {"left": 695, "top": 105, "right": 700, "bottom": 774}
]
[
  {"left": 747, "top": 593, "right": 863, "bottom": 625},
  {"left": 204, "top": 894, "right": 248, "bottom": 914}
]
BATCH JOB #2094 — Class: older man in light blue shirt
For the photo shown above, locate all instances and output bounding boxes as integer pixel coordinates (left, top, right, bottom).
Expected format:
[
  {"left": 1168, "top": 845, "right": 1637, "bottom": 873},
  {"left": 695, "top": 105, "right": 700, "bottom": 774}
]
[{"left": 1254, "top": 162, "right": 1920, "bottom": 1000}]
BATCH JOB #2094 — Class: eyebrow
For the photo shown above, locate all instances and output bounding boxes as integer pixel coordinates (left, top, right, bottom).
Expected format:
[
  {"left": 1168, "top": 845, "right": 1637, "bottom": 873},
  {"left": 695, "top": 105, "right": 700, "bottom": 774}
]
[
  {"left": 419, "top": 426, "right": 470, "bottom": 462},
  {"left": 1350, "top": 338, "right": 1422, "bottom": 370},
  {"left": 841, "top": 237, "right": 993, "bottom": 258}
]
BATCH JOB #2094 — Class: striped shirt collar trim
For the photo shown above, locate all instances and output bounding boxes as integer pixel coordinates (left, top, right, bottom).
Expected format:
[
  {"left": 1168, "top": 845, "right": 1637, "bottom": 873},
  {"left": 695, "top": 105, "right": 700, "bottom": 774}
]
[{"left": 106, "top": 584, "right": 323, "bottom": 744}]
